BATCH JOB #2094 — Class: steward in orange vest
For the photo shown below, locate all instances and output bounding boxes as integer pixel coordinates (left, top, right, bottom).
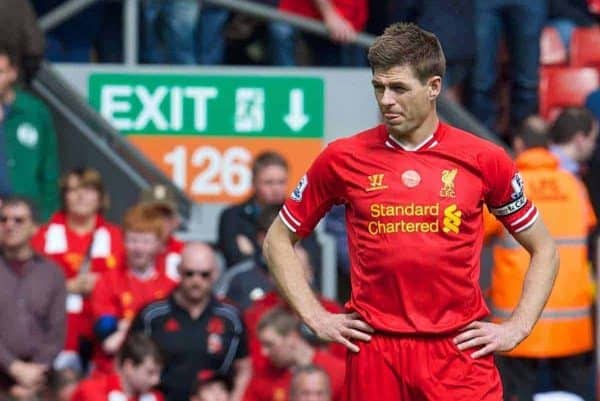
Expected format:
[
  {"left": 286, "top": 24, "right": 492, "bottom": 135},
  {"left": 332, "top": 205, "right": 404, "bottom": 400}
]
[{"left": 486, "top": 145, "right": 596, "bottom": 358}]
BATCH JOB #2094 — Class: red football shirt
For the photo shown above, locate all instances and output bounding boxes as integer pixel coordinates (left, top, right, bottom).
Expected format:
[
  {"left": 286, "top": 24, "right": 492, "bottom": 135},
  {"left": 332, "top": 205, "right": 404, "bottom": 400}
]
[
  {"left": 31, "top": 212, "right": 125, "bottom": 351},
  {"left": 90, "top": 265, "right": 177, "bottom": 374},
  {"left": 244, "top": 291, "right": 345, "bottom": 372},
  {"left": 242, "top": 350, "right": 344, "bottom": 401},
  {"left": 280, "top": 123, "right": 538, "bottom": 334},
  {"left": 279, "top": 0, "right": 368, "bottom": 31},
  {"left": 71, "top": 372, "right": 164, "bottom": 401}
]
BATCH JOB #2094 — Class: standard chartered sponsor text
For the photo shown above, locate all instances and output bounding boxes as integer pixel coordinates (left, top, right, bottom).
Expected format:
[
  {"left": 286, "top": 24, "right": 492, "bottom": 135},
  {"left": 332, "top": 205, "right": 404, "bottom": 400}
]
[{"left": 368, "top": 203, "right": 441, "bottom": 235}]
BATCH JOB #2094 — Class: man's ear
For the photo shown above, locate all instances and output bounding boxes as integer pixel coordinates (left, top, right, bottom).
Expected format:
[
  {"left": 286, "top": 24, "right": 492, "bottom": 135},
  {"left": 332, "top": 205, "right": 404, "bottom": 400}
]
[{"left": 428, "top": 76, "right": 442, "bottom": 99}]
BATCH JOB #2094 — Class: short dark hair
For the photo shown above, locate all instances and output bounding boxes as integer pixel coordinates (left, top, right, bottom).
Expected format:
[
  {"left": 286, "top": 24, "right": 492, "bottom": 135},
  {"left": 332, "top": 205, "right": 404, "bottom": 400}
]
[
  {"left": 368, "top": 22, "right": 446, "bottom": 83},
  {"left": 117, "top": 333, "right": 163, "bottom": 367},
  {"left": 0, "top": 196, "right": 38, "bottom": 223},
  {"left": 190, "top": 372, "right": 232, "bottom": 396},
  {"left": 549, "top": 107, "right": 596, "bottom": 144},
  {"left": 257, "top": 307, "right": 299, "bottom": 336},
  {"left": 0, "top": 42, "right": 19, "bottom": 68},
  {"left": 252, "top": 151, "right": 288, "bottom": 179},
  {"left": 256, "top": 204, "right": 282, "bottom": 233}
]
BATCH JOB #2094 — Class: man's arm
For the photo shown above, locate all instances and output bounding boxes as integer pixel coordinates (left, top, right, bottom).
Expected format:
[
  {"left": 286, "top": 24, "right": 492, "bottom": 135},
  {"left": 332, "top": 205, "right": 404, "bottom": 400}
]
[
  {"left": 311, "top": 0, "right": 357, "bottom": 43},
  {"left": 229, "top": 357, "right": 252, "bottom": 401},
  {"left": 454, "top": 218, "right": 559, "bottom": 358},
  {"left": 34, "top": 269, "right": 66, "bottom": 364},
  {"left": 263, "top": 217, "right": 373, "bottom": 352}
]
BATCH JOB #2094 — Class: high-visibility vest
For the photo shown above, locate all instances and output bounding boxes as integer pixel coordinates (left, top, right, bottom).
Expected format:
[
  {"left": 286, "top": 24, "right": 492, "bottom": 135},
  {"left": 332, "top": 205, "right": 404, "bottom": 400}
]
[{"left": 485, "top": 148, "right": 596, "bottom": 358}]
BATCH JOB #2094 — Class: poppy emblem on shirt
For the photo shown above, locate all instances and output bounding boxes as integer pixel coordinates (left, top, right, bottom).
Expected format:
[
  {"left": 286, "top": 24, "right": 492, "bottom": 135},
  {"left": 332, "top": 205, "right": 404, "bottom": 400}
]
[
  {"left": 164, "top": 318, "right": 180, "bottom": 332},
  {"left": 207, "top": 333, "right": 223, "bottom": 354},
  {"left": 401, "top": 170, "right": 421, "bottom": 188},
  {"left": 197, "top": 369, "right": 216, "bottom": 381},
  {"left": 365, "top": 174, "right": 388, "bottom": 192},
  {"left": 440, "top": 168, "right": 458, "bottom": 198},
  {"left": 208, "top": 317, "right": 225, "bottom": 334}
]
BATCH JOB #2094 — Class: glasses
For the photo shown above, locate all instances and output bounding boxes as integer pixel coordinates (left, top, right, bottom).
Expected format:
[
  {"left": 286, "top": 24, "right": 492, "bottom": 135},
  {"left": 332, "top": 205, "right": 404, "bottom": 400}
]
[
  {"left": 0, "top": 216, "right": 28, "bottom": 225},
  {"left": 181, "top": 269, "right": 212, "bottom": 279}
]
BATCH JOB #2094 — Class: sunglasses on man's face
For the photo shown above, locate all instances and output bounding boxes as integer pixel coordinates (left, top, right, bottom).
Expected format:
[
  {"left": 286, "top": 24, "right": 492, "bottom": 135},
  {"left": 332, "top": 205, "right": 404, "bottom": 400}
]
[
  {"left": 0, "top": 215, "right": 28, "bottom": 225},
  {"left": 181, "top": 269, "right": 212, "bottom": 279}
]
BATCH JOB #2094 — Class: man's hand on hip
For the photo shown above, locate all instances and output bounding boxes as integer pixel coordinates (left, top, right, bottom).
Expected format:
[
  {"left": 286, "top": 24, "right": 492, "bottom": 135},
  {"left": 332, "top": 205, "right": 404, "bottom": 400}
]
[
  {"left": 308, "top": 311, "right": 374, "bottom": 353},
  {"left": 453, "top": 320, "right": 529, "bottom": 359}
]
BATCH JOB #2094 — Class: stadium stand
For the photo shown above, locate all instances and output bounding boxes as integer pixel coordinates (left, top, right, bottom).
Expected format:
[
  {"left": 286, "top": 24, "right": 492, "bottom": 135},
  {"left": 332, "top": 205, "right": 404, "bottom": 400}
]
[
  {"left": 570, "top": 27, "right": 600, "bottom": 68},
  {"left": 539, "top": 66, "right": 600, "bottom": 119}
]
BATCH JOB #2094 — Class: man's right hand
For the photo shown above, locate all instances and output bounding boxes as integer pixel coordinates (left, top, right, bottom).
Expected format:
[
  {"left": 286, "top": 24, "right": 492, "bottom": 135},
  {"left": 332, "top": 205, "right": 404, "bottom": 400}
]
[
  {"left": 8, "top": 361, "right": 47, "bottom": 388},
  {"left": 307, "top": 311, "right": 374, "bottom": 353},
  {"left": 323, "top": 9, "right": 357, "bottom": 43}
]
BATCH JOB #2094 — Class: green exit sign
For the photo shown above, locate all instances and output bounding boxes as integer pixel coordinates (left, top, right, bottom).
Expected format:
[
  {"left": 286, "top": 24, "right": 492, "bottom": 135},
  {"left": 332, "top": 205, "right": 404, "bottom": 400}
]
[{"left": 89, "top": 73, "right": 324, "bottom": 138}]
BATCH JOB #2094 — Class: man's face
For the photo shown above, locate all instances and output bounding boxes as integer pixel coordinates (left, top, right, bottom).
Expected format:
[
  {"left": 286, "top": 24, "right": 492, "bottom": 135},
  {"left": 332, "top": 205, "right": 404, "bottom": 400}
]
[
  {"left": 177, "top": 250, "right": 217, "bottom": 303},
  {"left": 254, "top": 165, "right": 288, "bottom": 206},
  {"left": 121, "top": 357, "right": 161, "bottom": 395},
  {"left": 372, "top": 65, "right": 439, "bottom": 137},
  {"left": 291, "top": 372, "right": 331, "bottom": 401},
  {"left": 0, "top": 55, "right": 17, "bottom": 99},
  {"left": 64, "top": 175, "right": 101, "bottom": 218},
  {"left": 258, "top": 327, "right": 295, "bottom": 368},
  {"left": 0, "top": 204, "right": 35, "bottom": 249},
  {"left": 125, "top": 231, "right": 161, "bottom": 271}
]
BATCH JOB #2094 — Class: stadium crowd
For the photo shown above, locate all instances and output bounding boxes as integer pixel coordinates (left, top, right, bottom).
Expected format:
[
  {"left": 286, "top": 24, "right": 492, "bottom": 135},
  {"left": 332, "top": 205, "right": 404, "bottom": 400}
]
[{"left": 1, "top": 1, "right": 600, "bottom": 401}]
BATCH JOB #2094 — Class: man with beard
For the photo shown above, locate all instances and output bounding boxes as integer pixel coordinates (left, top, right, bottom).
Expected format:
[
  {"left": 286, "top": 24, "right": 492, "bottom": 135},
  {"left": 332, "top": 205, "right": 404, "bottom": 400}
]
[{"left": 131, "top": 242, "right": 251, "bottom": 401}]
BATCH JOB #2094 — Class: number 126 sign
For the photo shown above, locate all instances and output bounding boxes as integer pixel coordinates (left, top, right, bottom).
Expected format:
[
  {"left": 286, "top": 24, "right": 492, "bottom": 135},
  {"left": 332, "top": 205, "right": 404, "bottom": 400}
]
[{"left": 89, "top": 73, "right": 325, "bottom": 203}]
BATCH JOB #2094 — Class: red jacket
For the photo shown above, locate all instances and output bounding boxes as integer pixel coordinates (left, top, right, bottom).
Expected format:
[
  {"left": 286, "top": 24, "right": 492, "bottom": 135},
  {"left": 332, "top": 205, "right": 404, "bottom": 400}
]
[{"left": 279, "top": 0, "right": 368, "bottom": 31}]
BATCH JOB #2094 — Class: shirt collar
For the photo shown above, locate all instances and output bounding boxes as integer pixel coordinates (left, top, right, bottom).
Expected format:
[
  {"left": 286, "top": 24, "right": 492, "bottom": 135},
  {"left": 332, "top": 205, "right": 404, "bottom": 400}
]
[{"left": 384, "top": 123, "right": 443, "bottom": 151}]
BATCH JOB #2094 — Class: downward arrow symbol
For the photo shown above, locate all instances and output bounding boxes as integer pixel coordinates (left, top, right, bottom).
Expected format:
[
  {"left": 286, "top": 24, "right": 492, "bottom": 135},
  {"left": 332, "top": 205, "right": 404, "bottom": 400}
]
[{"left": 284, "top": 89, "right": 310, "bottom": 132}]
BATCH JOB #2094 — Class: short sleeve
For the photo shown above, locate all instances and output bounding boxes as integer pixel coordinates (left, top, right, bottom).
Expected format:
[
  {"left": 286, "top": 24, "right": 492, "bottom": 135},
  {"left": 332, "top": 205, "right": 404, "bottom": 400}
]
[
  {"left": 280, "top": 144, "right": 345, "bottom": 237},
  {"left": 481, "top": 148, "right": 538, "bottom": 234}
]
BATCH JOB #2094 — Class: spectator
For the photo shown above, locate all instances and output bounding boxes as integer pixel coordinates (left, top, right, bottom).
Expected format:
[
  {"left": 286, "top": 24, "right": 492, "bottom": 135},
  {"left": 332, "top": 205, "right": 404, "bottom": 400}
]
[
  {"left": 132, "top": 242, "right": 251, "bottom": 401},
  {"left": 0, "top": 197, "right": 66, "bottom": 400},
  {"left": 70, "top": 334, "right": 164, "bottom": 401},
  {"left": 243, "top": 308, "right": 344, "bottom": 401},
  {"left": 45, "top": 368, "right": 80, "bottom": 401},
  {"left": 140, "top": 184, "right": 184, "bottom": 281},
  {"left": 218, "top": 152, "right": 321, "bottom": 270},
  {"left": 31, "top": 0, "right": 106, "bottom": 62},
  {"left": 289, "top": 365, "right": 331, "bottom": 401},
  {"left": 548, "top": 0, "right": 599, "bottom": 48},
  {"left": 196, "top": 6, "right": 231, "bottom": 65},
  {"left": 391, "top": 0, "right": 475, "bottom": 102},
  {"left": 90, "top": 204, "right": 177, "bottom": 374},
  {"left": 0, "top": 44, "right": 59, "bottom": 221},
  {"left": 584, "top": 91, "right": 600, "bottom": 214},
  {"left": 216, "top": 204, "right": 280, "bottom": 311},
  {"left": 189, "top": 372, "right": 231, "bottom": 401},
  {"left": 31, "top": 167, "right": 124, "bottom": 372},
  {"left": 141, "top": 0, "right": 200, "bottom": 64},
  {"left": 242, "top": 246, "right": 344, "bottom": 373},
  {"left": 278, "top": 0, "right": 368, "bottom": 66},
  {"left": 0, "top": 0, "right": 44, "bottom": 84},
  {"left": 468, "top": 0, "right": 547, "bottom": 134},
  {"left": 485, "top": 124, "right": 597, "bottom": 401},
  {"left": 549, "top": 107, "right": 599, "bottom": 175}
]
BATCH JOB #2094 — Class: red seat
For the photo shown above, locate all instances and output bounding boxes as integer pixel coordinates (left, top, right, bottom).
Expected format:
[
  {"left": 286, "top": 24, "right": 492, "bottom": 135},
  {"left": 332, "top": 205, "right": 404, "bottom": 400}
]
[
  {"left": 540, "top": 27, "right": 567, "bottom": 66},
  {"left": 539, "top": 67, "right": 600, "bottom": 119},
  {"left": 570, "top": 27, "right": 600, "bottom": 68}
]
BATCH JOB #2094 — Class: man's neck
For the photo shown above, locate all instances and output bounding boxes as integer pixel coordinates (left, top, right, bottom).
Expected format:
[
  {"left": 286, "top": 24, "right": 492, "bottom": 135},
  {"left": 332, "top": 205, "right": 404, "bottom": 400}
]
[
  {"left": 130, "top": 264, "right": 156, "bottom": 280},
  {"left": 117, "top": 371, "right": 136, "bottom": 398},
  {"left": 551, "top": 143, "right": 579, "bottom": 163},
  {"left": 67, "top": 213, "right": 97, "bottom": 235},
  {"left": 3, "top": 245, "right": 34, "bottom": 262},
  {"left": 174, "top": 290, "right": 210, "bottom": 319},
  {"left": 389, "top": 111, "right": 439, "bottom": 149}
]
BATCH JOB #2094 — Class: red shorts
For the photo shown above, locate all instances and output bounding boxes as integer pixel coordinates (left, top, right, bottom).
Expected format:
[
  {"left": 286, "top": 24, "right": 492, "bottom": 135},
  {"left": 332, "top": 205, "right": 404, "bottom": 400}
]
[{"left": 343, "top": 333, "right": 503, "bottom": 401}]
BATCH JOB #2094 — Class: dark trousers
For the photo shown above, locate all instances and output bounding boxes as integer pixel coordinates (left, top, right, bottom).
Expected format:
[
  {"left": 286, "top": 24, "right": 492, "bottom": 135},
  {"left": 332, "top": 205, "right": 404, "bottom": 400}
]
[{"left": 496, "top": 353, "right": 594, "bottom": 401}]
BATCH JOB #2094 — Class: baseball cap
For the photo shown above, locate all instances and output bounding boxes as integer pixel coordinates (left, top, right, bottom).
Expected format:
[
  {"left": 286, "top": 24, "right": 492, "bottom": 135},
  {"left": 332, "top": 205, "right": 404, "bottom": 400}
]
[{"left": 140, "top": 184, "right": 178, "bottom": 214}]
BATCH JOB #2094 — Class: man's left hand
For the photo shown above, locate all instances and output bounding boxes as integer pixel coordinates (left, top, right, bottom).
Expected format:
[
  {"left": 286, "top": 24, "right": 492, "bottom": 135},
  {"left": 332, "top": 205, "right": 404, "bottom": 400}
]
[{"left": 453, "top": 320, "right": 528, "bottom": 359}]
